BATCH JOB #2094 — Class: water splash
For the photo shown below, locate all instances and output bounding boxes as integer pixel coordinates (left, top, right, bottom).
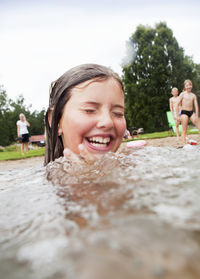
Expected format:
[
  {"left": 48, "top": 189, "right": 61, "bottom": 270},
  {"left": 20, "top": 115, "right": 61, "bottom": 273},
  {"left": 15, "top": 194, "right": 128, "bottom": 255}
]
[{"left": 1, "top": 146, "right": 200, "bottom": 279}]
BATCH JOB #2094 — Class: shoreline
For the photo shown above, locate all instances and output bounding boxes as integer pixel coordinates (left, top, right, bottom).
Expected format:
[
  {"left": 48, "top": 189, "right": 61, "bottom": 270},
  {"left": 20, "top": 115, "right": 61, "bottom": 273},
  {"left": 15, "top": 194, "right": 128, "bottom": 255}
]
[
  {"left": 145, "top": 133, "right": 199, "bottom": 147},
  {"left": 0, "top": 156, "right": 44, "bottom": 171},
  {"left": 0, "top": 134, "right": 199, "bottom": 171}
]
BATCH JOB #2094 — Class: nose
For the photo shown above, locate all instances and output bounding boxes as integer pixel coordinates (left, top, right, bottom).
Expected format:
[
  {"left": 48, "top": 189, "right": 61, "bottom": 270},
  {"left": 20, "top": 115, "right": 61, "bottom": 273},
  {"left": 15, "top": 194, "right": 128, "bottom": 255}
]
[{"left": 96, "top": 110, "right": 114, "bottom": 130}]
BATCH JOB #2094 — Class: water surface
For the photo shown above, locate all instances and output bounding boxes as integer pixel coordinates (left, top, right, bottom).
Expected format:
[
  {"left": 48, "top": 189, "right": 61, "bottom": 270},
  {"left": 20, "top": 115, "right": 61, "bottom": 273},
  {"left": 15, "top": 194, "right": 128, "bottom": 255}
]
[{"left": 1, "top": 146, "right": 200, "bottom": 279}]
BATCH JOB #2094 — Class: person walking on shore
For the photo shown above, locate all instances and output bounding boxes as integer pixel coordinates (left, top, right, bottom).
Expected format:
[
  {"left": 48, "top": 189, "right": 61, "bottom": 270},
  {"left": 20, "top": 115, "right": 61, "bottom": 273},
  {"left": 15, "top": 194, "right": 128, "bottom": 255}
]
[{"left": 16, "top": 113, "right": 30, "bottom": 155}]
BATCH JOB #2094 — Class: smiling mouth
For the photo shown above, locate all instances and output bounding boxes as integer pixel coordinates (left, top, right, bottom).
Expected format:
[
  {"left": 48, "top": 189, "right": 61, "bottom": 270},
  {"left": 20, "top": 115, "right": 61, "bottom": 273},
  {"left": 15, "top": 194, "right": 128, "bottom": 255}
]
[{"left": 87, "top": 136, "right": 111, "bottom": 148}]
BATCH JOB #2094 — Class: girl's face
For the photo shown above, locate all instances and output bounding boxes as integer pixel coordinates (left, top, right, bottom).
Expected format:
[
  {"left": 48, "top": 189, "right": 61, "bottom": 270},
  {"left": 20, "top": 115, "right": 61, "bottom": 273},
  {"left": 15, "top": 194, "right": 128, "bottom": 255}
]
[
  {"left": 20, "top": 114, "right": 25, "bottom": 121},
  {"left": 185, "top": 82, "right": 192, "bottom": 92},
  {"left": 58, "top": 78, "right": 126, "bottom": 155}
]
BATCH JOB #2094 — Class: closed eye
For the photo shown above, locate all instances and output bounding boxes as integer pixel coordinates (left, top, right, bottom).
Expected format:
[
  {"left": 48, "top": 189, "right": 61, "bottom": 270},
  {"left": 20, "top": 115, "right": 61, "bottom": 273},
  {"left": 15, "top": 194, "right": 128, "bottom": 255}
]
[
  {"left": 113, "top": 112, "right": 124, "bottom": 117},
  {"left": 85, "top": 109, "right": 96, "bottom": 114}
]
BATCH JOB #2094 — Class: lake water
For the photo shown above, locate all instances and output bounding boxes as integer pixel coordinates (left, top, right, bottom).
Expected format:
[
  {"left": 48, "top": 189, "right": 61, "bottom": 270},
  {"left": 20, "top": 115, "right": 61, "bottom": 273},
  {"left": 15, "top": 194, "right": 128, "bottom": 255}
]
[{"left": 1, "top": 145, "right": 200, "bottom": 279}]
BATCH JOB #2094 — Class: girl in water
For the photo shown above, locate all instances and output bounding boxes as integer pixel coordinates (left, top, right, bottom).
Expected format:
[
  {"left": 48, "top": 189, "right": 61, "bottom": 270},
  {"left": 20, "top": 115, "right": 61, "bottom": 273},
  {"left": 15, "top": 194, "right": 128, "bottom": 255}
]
[{"left": 45, "top": 64, "right": 126, "bottom": 165}]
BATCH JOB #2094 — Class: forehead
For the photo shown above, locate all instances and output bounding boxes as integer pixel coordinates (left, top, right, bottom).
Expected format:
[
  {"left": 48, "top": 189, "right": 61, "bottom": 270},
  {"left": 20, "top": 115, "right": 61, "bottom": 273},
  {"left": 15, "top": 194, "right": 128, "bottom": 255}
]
[
  {"left": 74, "top": 77, "right": 122, "bottom": 90},
  {"left": 69, "top": 78, "right": 124, "bottom": 102}
]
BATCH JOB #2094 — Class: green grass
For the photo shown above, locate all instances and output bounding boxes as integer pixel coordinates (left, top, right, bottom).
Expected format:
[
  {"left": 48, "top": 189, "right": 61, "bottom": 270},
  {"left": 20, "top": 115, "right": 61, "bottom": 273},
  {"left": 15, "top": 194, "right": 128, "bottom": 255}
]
[{"left": 0, "top": 147, "right": 45, "bottom": 161}]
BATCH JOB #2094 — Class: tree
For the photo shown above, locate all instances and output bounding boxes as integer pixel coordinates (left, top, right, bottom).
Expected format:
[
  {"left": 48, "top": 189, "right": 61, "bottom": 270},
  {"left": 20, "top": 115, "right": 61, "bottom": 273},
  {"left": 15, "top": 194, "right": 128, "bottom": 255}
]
[
  {"left": 28, "top": 109, "right": 46, "bottom": 135},
  {"left": 0, "top": 87, "right": 45, "bottom": 146},
  {"left": 0, "top": 87, "right": 11, "bottom": 146},
  {"left": 193, "top": 63, "right": 200, "bottom": 106},
  {"left": 122, "top": 22, "right": 196, "bottom": 132}
]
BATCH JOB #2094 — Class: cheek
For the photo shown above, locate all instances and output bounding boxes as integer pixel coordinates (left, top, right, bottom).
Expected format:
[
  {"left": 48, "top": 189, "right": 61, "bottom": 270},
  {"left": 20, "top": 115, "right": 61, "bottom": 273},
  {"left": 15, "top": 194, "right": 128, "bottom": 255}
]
[
  {"left": 64, "top": 116, "right": 97, "bottom": 142},
  {"left": 115, "top": 119, "right": 126, "bottom": 137},
  {"left": 74, "top": 117, "right": 96, "bottom": 136}
]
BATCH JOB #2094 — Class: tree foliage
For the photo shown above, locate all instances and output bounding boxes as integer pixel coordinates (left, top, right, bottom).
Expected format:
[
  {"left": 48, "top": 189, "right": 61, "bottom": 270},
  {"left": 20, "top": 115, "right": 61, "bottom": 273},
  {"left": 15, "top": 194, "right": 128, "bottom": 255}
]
[
  {"left": 0, "top": 86, "right": 45, "bottom": 146},
  {"left": 122, "top": 22, "right": 200, "bottom": 132}
]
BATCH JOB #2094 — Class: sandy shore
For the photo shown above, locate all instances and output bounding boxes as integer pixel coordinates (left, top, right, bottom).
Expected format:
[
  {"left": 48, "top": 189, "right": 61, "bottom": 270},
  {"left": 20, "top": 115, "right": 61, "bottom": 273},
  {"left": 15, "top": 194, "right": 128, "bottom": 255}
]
[
  {"left": 0, "top": 156, "right": 44, "bottom": 172},
  {"left": 0, "top": 134, "right": 199, "bottom": 171},
  {"left": 145, "top": 133, "right": 199, "bottom": 147}
]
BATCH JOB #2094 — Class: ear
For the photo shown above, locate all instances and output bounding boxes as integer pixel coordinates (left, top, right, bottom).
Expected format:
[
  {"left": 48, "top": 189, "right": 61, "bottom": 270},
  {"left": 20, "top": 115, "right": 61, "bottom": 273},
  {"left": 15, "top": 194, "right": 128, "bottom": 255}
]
[
  {"left": 58, "top": 126, "right": 63, "bottom": 136},
  {"left": 48, "top": 108, "right": 53, "bottom": 128}
]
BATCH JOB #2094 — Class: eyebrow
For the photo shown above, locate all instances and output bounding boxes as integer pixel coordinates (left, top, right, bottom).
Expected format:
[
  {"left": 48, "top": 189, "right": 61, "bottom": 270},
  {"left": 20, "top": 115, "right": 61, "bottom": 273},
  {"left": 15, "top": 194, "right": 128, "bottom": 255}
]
[
  {"left": 81, "top": 101, "right": 124, "bottom": 109},
  {"left": 112, "top": 104, "right": 124, "bottom": 109},
  {"left": 81, "top": 101, "right": 99, "bottom": 106}
]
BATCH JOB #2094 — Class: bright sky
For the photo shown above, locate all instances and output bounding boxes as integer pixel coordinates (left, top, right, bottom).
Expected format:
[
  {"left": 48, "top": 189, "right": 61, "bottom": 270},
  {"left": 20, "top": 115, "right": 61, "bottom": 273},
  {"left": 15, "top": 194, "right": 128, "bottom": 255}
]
[{"left": 0, "top": 0, "right": 200, "bottom": 111}]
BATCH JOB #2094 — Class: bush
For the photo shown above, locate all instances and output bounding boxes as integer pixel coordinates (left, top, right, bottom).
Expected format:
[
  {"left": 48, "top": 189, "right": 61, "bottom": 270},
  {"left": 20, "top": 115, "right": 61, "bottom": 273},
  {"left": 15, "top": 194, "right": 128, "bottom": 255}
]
[
  {"left": 0, "top": 146, "right": 5, "bottom": 152},
  {"left": 4, "top": 144, "right": 20, "bottom": 152}
]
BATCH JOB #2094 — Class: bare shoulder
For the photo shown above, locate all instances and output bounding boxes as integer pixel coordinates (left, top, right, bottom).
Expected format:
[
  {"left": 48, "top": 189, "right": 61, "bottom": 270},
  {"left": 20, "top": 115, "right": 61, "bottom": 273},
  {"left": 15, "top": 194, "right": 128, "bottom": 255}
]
[
  {"left": 191, "top": 92, "right": 197, "bottom": 98},
  {"left": 179, "top": 91, "right": 184, "bottom": 98}
]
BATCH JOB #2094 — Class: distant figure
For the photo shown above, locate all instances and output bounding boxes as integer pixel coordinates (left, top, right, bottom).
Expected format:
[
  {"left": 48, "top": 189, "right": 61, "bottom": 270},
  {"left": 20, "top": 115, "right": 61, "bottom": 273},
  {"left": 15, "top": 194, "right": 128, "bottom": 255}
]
[
  {"left": 123, "top": 129, "right": 131, "bottom": 139},
  {"left": 169, "top": 87, "right": 181, "bottom": 139},
  {"left": 130, "top": 127, "right": 138, "bottom": 138},
  {"left": 137, "top": 128, "right": 144, "bottom": 135},
  {"left": 17, "top": 113, "right": 30, "bottom": 155},
  {"left": 176, "top": 80, "right": 200, "bottom": 146}
]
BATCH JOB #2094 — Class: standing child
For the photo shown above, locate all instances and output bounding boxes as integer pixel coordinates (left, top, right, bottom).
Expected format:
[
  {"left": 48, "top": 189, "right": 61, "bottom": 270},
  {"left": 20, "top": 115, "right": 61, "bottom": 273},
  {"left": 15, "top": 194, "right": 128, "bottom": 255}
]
[
  {"left": 169, "top": 87, "right": 181, "bottom": 139},
  {"left": 176, "top": 80, "right": 200, "bottom": 146},
  {"left": 17, "top": 113, "right": 30, "bottom": 155},
  {"left": 45, "top": 64, "right": 126, "bottom": 165}
]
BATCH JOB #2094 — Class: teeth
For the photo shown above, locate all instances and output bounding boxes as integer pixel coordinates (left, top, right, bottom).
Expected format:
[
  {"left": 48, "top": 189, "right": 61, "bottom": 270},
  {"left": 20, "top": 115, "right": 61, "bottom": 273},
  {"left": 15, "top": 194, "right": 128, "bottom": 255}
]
[
  {"left": 103, "top": 137, "right": 109, "bottom": 143},
  {"left": 88, "top": 136, "right": 110, "bottom": 144},
  {"left": 91, "top": 143, "right": 107, "bottom": 147}
]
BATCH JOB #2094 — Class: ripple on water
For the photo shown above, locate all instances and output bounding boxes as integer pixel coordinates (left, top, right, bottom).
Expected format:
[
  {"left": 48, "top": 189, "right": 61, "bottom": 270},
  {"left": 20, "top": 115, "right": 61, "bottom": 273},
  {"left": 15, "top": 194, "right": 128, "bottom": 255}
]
[{"left": 1, "top": 146, "right": 200, "bottom": 279}]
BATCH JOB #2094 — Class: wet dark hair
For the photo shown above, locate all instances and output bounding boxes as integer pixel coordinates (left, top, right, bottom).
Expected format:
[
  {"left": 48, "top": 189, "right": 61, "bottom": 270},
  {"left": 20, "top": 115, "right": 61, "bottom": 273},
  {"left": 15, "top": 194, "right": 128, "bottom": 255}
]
[{"left": 45, "top": 63, "right": 124, "bottom": 165}]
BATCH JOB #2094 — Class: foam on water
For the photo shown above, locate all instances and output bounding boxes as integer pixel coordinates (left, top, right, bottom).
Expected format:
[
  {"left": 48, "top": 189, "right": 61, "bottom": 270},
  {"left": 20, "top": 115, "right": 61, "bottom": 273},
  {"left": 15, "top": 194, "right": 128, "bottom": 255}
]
[{"left": 1, "top": 146, "right": 200, "bottom": 279}]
